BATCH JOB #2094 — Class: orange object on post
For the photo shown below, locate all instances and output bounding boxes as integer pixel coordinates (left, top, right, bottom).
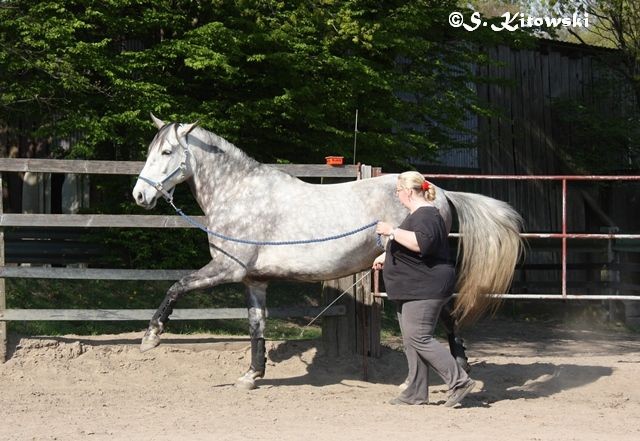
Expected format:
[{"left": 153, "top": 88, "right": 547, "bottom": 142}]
[{"left": 325, "top": 156, "right": 344, "bottom": 166}]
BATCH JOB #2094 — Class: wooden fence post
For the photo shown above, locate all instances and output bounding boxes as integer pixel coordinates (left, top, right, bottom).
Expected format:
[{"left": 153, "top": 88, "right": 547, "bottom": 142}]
[
  {"left": 321, "top": 164, "right": 383, "bottom": 358},
  {"left": 357, "top": 165, "right": 382, "bottom": 358},
  {"left": 0, "top": 173, "right": 6, "bottom": 362},
  {"left": 321, "top": 276, "right": 356, "bottom": 357}
]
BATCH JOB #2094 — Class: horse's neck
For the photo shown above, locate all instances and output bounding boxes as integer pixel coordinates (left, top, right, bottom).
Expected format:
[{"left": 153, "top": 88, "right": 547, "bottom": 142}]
[{"left": 187, "top": 130, "right": 286, "bottom": 216}]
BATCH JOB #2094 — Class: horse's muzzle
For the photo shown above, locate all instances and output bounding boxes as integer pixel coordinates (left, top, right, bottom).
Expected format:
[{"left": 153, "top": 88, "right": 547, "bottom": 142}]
[{"left": 132, "top": 182, "right": 158, "bottom": 209}]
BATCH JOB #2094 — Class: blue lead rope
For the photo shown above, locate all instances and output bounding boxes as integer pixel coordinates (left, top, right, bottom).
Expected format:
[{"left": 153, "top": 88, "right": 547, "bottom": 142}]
[{"left": 168, "top": 199, "right": 383, "bottom": 247}]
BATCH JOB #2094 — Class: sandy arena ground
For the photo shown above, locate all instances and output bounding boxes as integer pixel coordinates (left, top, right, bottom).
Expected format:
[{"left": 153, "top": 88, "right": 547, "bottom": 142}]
[{"left": 1, "top": 318, "right": 639, "bottom": 441}]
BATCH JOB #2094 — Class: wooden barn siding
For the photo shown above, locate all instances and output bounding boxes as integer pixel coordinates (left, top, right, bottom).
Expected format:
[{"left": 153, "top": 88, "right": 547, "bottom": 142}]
[{"left": 475, "top": 42, "right": 633, "bottom": 294}]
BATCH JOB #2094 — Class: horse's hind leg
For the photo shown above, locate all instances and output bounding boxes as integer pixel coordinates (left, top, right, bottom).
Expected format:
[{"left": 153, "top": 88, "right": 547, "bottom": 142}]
[
  {"left": 235, "top": 280, "right": 268, "bottom": 390},
  {"left": 439, "top": 298, "right": 471, "bottom": 373}
]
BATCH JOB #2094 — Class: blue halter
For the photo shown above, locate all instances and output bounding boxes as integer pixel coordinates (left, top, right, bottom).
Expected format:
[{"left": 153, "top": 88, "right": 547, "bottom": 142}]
[{"left": 137, "top": 124, "right": 191, "bottom": 203}]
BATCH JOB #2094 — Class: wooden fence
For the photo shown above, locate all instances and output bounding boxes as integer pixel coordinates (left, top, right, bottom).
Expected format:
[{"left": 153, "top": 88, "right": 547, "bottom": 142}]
[
  {"left": 475, "top": 40, "right": 637, "bottom": 233},
  {"left": 0, "top": 159, "right": 382, "bottom": 362}
]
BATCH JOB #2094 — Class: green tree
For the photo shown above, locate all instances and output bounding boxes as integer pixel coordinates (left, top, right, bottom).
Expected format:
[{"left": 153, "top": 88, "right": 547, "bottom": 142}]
[
  {"left": 562, "top": 1, "right": 640, "bottom": 104},
  {"left": 0, "top": 0, "right": 501, "bottom": 169}
]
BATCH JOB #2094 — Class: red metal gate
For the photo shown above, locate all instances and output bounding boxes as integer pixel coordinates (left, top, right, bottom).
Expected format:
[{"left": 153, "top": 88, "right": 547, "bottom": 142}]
[{"left": 377, "top": 173, "right": 640, "bottom": 301}]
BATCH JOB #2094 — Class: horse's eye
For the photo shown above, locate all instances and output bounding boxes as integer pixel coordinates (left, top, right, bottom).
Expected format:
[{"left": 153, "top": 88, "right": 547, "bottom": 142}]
[{"left": 161, "top": 149, "right": 172, "bottom": 156}]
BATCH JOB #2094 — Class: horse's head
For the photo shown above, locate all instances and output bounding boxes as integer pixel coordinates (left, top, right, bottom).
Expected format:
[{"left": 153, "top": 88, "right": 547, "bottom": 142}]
[{"left": 132, "top": 114, "right": 199, "bottom": 209}]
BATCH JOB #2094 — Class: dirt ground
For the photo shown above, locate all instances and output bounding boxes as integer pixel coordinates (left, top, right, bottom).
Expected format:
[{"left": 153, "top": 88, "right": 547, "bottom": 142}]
[{"left": 1, "top": 318, "right": 639, "bottom": 441}]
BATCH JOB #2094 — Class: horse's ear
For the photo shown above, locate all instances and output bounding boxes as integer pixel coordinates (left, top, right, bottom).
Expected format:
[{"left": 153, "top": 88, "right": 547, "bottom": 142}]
[
  {"left": 150, "top": 112, "right": 166, "bottom": 129},
  {"left": 177, "top": 121, "right": 199, "bottom": 138}
]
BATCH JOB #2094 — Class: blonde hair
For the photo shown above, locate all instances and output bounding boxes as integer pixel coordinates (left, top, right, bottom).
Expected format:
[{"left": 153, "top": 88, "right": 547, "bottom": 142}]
[{"left": 397, "top": 171, "right": 436, "bottom": 202}]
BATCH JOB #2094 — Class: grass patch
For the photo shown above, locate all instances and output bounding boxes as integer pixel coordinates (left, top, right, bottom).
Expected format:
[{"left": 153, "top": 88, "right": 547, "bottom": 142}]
[{"left": 5, "top": 278, "right": 323, "bottom": 339}]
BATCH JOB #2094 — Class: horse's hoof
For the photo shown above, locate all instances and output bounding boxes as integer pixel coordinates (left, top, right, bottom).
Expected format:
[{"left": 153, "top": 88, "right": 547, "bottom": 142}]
[
  {"left": 140, "top": 332, "right": 161, "bottom": 353},
  {"left": 235, "top": 369, "right": 264, "bottom": 390}
]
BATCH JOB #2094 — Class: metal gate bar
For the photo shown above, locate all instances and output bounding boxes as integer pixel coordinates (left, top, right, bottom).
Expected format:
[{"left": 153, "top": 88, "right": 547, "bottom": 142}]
[{"left": 421, "top": 174, "right": 640, "bottom": 300}]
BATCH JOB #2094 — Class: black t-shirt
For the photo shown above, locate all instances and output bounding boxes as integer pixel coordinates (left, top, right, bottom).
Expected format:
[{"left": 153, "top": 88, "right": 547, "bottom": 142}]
[{"left": 383, "top": 206, "right": 456, "bottom": 300}]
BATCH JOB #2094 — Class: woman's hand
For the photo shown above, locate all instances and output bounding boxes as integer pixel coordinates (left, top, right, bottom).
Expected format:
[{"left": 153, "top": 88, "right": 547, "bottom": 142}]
[
  {"left": 372, "top": 253, "right": 386, "bottom": 270},
  {"left": 375, "top": 221, "right": 394, "bottom": 236}
]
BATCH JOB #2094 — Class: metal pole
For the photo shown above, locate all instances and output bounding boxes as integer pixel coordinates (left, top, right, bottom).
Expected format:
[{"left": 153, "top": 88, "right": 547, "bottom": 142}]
[
  {"left": 372, "top": 293, "right": 640, "bottom": 301},
  {"left": 352, "top": 109, "right": 358, "bottom": 165},
  {"left": 373, "top": 269, "right": 379, "bottom": 296},
  {"left": 562, "top": 179, "right": 567, "bottom": 298},
  {"left": 420, "top": 174, "right": 640, "bottom": 181}
]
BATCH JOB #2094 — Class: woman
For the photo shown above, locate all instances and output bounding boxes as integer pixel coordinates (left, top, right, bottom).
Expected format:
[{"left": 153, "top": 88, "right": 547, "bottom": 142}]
[{"left": 373, "top": 171, "right": 475, "bottom": 406}]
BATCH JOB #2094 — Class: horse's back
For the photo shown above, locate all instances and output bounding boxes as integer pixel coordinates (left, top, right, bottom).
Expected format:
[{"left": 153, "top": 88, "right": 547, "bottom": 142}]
[{"left": 248, "top": 174, "right": 404, "bottom": 281}]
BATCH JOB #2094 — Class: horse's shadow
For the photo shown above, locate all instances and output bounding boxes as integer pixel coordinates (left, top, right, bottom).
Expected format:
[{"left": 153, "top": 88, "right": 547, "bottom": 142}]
[
  {"left": 461, "top": 360, "right": 613, "bottom": 407},
  {"left": 258, "top": 340, "right": 614, "bottom": 406},
  {"left": 259, "top": 339, "right": 407, "bottom": 388}
]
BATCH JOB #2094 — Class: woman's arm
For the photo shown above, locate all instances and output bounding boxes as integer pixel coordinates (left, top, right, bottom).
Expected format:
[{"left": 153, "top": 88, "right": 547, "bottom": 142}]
[
  {"left": 390, "top": 227, "right": 420, "bottom": 253},
  {"left": 376, "top": 221, "right": 420, "bottom": 253}
]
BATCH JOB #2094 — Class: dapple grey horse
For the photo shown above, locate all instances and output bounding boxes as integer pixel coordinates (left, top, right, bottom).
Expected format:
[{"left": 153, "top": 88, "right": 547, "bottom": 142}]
[{"left": 132, "top": 115, "right": 523, "bottom": 390}]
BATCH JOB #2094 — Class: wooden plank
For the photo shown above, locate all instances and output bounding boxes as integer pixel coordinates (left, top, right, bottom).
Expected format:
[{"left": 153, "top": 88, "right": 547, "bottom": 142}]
[
  {"left": 476, "top": 48, "right": 490, "bottom": 176},
  {"left": 0, "top": 267, "right": 192, "bottom": 280},
  {"left": 0, "top": 159, "right": 359, "bottom": 178},
  {"left": 572, "top": 56, "right": 582, "bottom": 101},
  {"left": 499, "top": 45, "right": 514, "bottom": 178},
  {"left": 541, "top": 51, "right": 552, "bottom": 171},
  {"left": 514, "top": 48, "right": 527, "bottom": 208},
  {"left": 531, "top": 50, "right": 544, "bottom": 172},
  {"left": 0, "top": 305, "right": 346, "bottom": 321},
  {"left": 0, "top": 174, "right": 6, "bottom": 362},
  {"left": 287, "top": 163, "right": 361, "bottom": 178},
  {"left": 531, "top": 50, "right": 546, "bottom": 234},
  {"left": 0, "top": 158, "right": 143, "bottom": 175},
  {"left": 0, "top": 214, "right": 204, "bottom": 228},
  {"left": 541, "top": 49, "right": 558, "bottom": 232},
  {"left": 512, "top": 48, "right": 526, "bottom": 211},
  {"left": 486, "top": 45, "right": 501, "bottom": 196},
  {"left": 522, "top": 49, "right": 533, "bottom": 180}
]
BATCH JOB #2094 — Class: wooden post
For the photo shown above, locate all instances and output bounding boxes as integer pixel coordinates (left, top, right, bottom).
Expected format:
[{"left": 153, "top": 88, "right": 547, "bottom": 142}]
[
  {"left": 0, "top": 173, "right": 6, "bottom": 362},
  {"left": 355, "top": 165, "right": 373, "bottom": 358},
  {"left": 321, "top": 164, "right": 384, "bottom": 359},
  {"left": 369, "top": 167, "right": 383, "bottom": 357},
  {"left": 321, "top": 276, "right": 356, "bottom": 356},
  {"left": 355, "top": 270, "right": 382, "bottom": 357},
  {"left": 358, "top": 166, "right": 383, "bottom": 358}
]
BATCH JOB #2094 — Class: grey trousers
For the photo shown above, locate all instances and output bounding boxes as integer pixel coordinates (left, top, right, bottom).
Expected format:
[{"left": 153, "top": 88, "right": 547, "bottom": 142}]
[{"left": 397, "top": 298, "right": 470, "bottom": 404}]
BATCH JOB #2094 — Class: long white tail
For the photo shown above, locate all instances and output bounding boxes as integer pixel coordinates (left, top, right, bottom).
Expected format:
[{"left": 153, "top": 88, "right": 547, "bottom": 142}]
[{"left": 445, "top": 191, "right": 524, "bottom": 325}]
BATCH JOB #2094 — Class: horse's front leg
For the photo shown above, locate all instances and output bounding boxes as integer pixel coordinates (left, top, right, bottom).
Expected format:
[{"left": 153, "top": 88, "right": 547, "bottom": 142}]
[
  {"left": 140, "top": 262, "right": 244, "bottom": 352},
  {"left": 235, "top": 280, "right": 268, "bottom": 390}
]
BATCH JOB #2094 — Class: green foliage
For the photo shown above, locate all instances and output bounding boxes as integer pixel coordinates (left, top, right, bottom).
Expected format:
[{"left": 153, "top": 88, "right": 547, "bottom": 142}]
[
  {"left": 550, "top": 72, "right": 640, "bottom": 173},
  {"left": 552, "top": 99, "right": 640, "bottom": 173},
  {"left": 0, "top": 0, "right": 506, "bottom": 168}
]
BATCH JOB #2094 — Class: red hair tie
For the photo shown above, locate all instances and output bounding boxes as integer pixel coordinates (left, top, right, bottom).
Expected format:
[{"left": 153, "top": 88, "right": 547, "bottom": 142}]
[{"left": 421, "top": 181, "right": 430, "bottom": 191}]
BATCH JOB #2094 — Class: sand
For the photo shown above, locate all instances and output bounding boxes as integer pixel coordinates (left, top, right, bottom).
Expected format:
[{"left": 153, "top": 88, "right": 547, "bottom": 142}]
[{"left": 1, "top": 318, "right": 639, "bottom": 441}]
